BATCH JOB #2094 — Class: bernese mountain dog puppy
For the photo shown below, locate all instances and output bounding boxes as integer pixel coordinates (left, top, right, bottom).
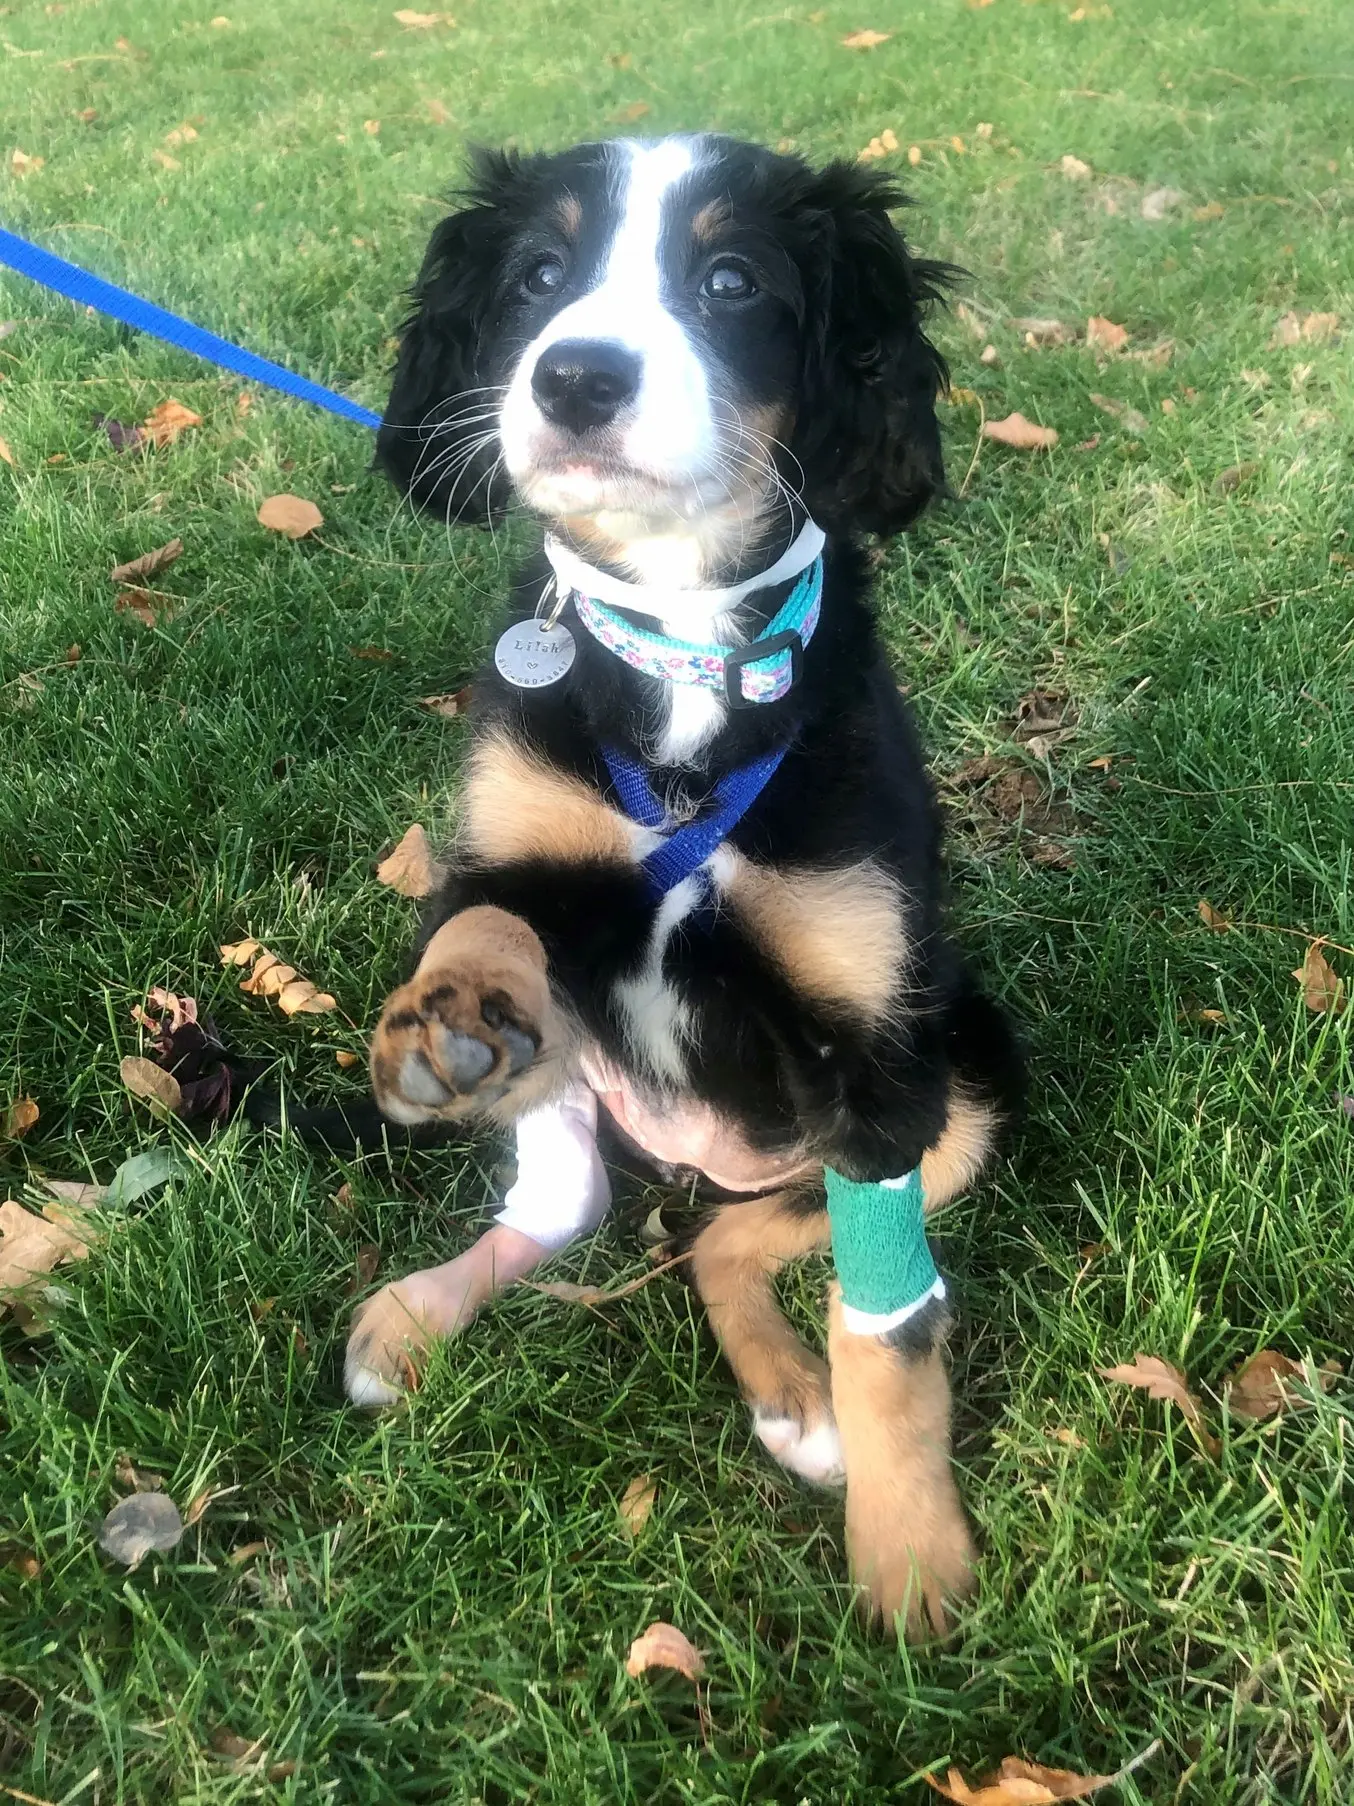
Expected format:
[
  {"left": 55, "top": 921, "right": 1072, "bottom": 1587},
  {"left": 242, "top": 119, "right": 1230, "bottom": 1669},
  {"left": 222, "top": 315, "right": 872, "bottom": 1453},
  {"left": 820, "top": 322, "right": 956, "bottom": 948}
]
[{"left": 344, "top": 135, "right": 1022, "bottom": 1638}]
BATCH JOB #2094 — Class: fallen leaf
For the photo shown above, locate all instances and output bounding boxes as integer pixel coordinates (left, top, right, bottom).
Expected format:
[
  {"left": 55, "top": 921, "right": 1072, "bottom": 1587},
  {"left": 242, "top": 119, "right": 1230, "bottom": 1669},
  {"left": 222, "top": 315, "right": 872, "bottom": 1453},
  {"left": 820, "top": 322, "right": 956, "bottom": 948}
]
[
  {"left": 625, "top": 1621, "right": 705, "bottom": 1681},
  {"left": 115, "top": 1454, "right": 165, "bottom": 1492},
  {"left": 1126, "top": 338, "right": 1174, "bottom": 367},
  {"left": 982, "top": 412, "right": 1058, "bottom": 450},
  {"left": 924, "top": 1743, "right": 1157, "bottom": 1803},
  {"left": 1051, "top": 1427, "right": 1087, "bottom": 1449},
  {"left": 10, "top": 149, "right": 45, "bottom": 177},
  {"left": 980, "top": 343, "right": 1000, "bottom": 365},
  {"left": 257, "top": 493, "right": 323, "bottom": 538},
  {"left": 1212, "top": 461, "right": 1259, "bottom": 495},
  {"left": 224, "top": 941, "right": 336, "bottom": 1016},
  {"left": 419, "top": 686, "right": 472, "bottom": 718},
  {"left": 142, "top": 399, "right": 202, "bottom": 447},
  {"left": 1085, "top": 315, "right": 1128, "bottom": 353},
  {"left": 98, "top": 1491, "right": 184, "bottom": 1566},
  {"left": 119, "top": 1054, "right": 183, "bottom": 1115},
  {"left": 346, "top": 1243, "right": 381, "bottom": 1294},
  {"left": 615, "top": 101, "right": 651, "bottom": 122},
  {"left": 1012, "top": 689, "right": 1072, "bottom": 742},
  {"left": 841, "top": 28, "right": 890, "bottom": 48},
  {"left": 107, "top": 1147, "right": 186, "bottom": 1206},
  {"left": 1140, "top": 186, "right": 1183, "bottom": 220},
  {"left": 1271, "top": 310, "right": 1340, "bottom": 348},
  {"left": 235, "top": 391, "right": 253, "bottom": 418},
  {"left": 362, "top": 119, "right": 381, "bottom": 136},
  {"left": 1100, "top": 1354, "right": 1220, "bottom": 1458},
  {"left": 1088, "top": 393, "right": 1147, "bottom": 433},
  {"left": 955, "top": 302, "right": 986, "bottom": 340},
  {"left": 1191, "top": 1007, "right": 1228, "bottom": 1025},
  {"left": 39, "top": 1177, "right": 105, "bottom": 1208},
  {"left": 115, "top": 587, "right": 173, "bottom": 628},
  {"left": 1060, "top": 154, "right": 1091, "bottom": 179},
  {"left": 1074, "top": 435, "right": 1099, "bottom": 451},
  {"left": 1291, "top": 940, "right": 1344, "bottom": 1014},
  {"left": 0, "top": 435, "right": 14, "bottom": 467},
  {"left": 1192, "top": 200, "right": 1225, "bottom": 221},
  {"left": 3, "top": 1096, "right": 38, "bottom": 1139},
  {"left": 164, "top": 124, "right": 198, "bottom": 149},
  {"left": 908, "top": 144, "right": 922, "bottom": 166},
  {"left": 425, "top": 97, "right": 452, "bottom": 124},
  {"left": 1012, "top": 316, "right": 1072, "bottom": 346},
  {"left": 150, "top": 149, "right": 181, "bottom": 172},
  {"left": 1226, "top": 1349, "right": 1338, "bottom": 1421},
  {"left": 525, "top": 1279, "right": 608, "bottom": 1306},
  {"left": 1197, "top": 899, "right": 1231, "bottom": 931},
  {"left": 619, "top": 1474, "right": 657, "bottom": 1539},
  {"left": 229, "top": 1540, "right": 269, "bottom": 1564},
  {"left": 335, "top": 1049, "right": 360, "bottom": 1069},
  {"left": 110, "top": 538, "right": 183, "bottom": 584},
  {"left": 349, "top": 644, "right": 394, "bottom": 661},
  {"left": 0, "top": 1195, "right": 100, "bottom": 1312},
  {"left": 393, "top": 7, "right": 452, "bottom": 22},
  {"left": 376, "top": 823, "right": 441, "bottom": 898}
]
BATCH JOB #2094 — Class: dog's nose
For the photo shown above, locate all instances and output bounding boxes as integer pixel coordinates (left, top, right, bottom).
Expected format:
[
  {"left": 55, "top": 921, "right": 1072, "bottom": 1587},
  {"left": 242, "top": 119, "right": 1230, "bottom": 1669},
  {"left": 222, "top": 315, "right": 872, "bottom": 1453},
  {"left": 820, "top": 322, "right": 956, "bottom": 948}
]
[{"left": 531, "top": 339, "right": 641, "bottom": 434}]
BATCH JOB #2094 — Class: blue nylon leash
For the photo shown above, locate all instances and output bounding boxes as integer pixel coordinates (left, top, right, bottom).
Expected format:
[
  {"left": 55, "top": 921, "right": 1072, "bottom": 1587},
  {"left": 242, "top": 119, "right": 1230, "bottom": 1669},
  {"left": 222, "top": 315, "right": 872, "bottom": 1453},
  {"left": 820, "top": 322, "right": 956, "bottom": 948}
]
[
  {"left": 602, "top": 742, "right": 790, "bottom": 902},
  {"left": 0, "top": 225, "right": 381, "bottom": 429}
]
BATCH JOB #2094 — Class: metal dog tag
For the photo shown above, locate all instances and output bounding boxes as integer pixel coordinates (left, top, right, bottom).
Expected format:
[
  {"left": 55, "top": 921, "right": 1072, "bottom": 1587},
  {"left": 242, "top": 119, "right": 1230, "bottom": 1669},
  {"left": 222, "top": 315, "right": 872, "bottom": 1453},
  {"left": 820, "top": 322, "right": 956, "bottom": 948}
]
[{"left": 493, "top": 618, "right": 577, "bottom": 689}]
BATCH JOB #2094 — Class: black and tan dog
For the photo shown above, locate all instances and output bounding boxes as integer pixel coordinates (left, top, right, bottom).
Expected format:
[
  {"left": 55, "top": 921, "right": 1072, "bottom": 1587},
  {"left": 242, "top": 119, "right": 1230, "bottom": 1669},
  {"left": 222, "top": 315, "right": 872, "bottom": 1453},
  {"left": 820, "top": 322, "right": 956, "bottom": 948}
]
[{"left": 340, "top": 135, "right": 1021, "bottom": 1638}]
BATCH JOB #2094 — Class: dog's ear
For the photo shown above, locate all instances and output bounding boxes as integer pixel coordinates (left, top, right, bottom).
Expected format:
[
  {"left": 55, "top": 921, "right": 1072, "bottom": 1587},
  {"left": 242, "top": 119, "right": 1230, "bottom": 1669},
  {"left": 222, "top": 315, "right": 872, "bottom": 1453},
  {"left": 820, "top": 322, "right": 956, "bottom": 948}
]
[
  {"left": 791, "top": 162, "right": 953, "bottom": 538},
  {"left": 376, "top": 149, "right": 536, "bottom": 525}
]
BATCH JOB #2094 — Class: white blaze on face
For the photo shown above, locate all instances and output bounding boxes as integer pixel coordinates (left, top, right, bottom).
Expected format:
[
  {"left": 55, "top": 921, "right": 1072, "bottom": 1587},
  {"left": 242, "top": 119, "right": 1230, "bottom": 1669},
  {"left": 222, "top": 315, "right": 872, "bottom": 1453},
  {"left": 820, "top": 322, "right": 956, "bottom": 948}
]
[{"left": 499, "top": 138, "right": 715, "bottom": 514}]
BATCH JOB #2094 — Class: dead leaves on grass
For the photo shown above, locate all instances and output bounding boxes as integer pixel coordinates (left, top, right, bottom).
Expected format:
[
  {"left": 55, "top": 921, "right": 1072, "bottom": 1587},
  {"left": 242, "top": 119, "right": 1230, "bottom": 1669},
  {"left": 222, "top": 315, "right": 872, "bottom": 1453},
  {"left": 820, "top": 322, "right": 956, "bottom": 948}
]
[
  {"left": 141, "top": 398, "right": 202, "bottom": 448},
  {"left": 221, "top": 940, "right": 336, "bottom": 1015},
  {"left": 257, "top": 493, "right": 324, "bottom": 538},
  {"left": 0, "top": 1193, "right": 100, "bottom": 1316},
  {"left": 925, "top": 1743, "right": 1161, "bottom": 1804},
  {"left": 1270, "top": 310, "right": 1341, "bottom": 349},
  {"left": 625, "top": 1621, "right": 705, "bottom": 1681},
  {"left": 619, "top": 1474, "right": 657, "bottom": 1539},
  {"left": 841, "top": 28, "right": 890, "bottom": 49},
  {"left": 1100, "top": 1354, "right": 1221, "bottom": 1459},
  {"left": 3, "top": 1095, "right": 39, "bottom": 1140},
  {"left": 1292, "top": 941, "right": 1345, "bottom": 1014},
  {"left": 110, "top": 538, "right": 183, "bottom": 584},
  {"left": 944, "top": 755, "right": 1081, "bottom": 869},
  {"left": 1101, "top": 1348, "right": 1340, "bottom": 1454},
  {"left": 982, "top": 411, "right": 1058, "bottom": 451}
]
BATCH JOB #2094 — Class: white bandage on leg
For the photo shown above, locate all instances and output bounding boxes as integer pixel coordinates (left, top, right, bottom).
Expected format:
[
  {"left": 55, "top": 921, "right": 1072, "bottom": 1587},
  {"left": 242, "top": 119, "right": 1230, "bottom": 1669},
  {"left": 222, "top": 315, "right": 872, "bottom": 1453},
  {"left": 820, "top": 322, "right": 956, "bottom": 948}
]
[{"left": 493, "top": 1084, "right": 612, "bottom": 1252}]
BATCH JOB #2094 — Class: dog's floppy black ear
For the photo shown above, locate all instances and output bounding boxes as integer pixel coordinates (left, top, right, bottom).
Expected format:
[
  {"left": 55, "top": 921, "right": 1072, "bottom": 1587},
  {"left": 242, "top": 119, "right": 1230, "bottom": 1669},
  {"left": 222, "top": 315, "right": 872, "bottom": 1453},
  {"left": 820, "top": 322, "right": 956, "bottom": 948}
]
[
  {"left": 791, "top": 162, "right": 954, "bottom": 538},
  {"left": 376, "top": 149, "right": 536, "bottom": 525}
]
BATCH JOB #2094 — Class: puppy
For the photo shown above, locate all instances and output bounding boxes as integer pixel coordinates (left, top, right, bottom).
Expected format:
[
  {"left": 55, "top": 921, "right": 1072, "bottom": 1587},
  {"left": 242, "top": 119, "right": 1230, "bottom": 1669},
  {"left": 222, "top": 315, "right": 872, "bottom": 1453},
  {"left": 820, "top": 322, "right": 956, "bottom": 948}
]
[{"left": 346, "top": 135, "right": 1022, "bottom": 1638}]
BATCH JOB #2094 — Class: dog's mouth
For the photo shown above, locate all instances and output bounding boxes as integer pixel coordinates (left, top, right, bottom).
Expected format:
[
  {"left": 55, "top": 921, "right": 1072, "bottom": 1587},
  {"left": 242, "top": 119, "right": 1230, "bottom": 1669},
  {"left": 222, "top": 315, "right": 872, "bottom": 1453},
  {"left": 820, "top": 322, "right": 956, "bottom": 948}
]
[{"left": 509, "top": 435, "right": 765, "bottom": 525}]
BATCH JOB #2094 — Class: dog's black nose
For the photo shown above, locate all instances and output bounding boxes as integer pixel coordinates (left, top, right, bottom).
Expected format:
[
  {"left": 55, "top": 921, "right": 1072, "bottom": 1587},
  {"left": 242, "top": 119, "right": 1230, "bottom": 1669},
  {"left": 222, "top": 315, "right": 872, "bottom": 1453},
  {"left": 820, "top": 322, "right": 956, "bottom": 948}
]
[{"left": 531, "top": 339, "right": 641, "bottom": 434}]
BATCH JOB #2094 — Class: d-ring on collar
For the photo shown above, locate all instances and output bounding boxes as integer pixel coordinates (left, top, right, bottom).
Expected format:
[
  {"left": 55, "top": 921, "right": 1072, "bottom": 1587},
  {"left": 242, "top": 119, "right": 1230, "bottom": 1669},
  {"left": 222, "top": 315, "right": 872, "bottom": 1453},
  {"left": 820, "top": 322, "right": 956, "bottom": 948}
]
[{"left": 544, "top": 520, "right": 826, "bottom": 709}]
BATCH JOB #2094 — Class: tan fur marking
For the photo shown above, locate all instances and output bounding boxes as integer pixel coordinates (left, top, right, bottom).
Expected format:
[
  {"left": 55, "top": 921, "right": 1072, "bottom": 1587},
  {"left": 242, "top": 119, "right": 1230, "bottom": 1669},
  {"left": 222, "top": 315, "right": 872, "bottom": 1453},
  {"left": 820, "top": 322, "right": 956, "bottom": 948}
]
[
  {"left": 690, "top": 1193, "right": 832, "bottom": 1425},
  {"left": 460, "top": 730, "right": 633, "bottom": 869},
  {"left": 555, "top": 191, "right": 583, "bottom": 237},
  {"left": 827, "top": 1285, "right": 976, "bottom": 1637},
  {"left": 921, "top": 1091, "right": 998, "bottom": 1213},
  {"left": 690, "top": 197, "right": 732, "bottom": 246},
  {"left": 724, "top": 855, "right": 907, "bottom": 1024}
]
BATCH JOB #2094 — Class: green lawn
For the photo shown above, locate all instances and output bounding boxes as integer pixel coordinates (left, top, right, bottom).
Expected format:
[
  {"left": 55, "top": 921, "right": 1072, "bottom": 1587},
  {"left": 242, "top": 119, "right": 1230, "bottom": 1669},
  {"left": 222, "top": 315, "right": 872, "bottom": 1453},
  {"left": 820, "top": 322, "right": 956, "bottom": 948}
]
[{"left": 2, "top": 0, "right": 1353, "bottom": 1798}]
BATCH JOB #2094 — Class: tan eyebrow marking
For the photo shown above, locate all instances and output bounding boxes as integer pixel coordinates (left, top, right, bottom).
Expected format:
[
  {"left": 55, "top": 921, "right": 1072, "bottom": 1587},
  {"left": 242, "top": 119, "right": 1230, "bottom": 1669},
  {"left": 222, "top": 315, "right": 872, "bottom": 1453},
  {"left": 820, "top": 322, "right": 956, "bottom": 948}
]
[
  {"left": 556, "top": 191, "right": 583, "bottom": 237},
  {"left": 691, "top": 198, "right": 732, "bottom": 246}
]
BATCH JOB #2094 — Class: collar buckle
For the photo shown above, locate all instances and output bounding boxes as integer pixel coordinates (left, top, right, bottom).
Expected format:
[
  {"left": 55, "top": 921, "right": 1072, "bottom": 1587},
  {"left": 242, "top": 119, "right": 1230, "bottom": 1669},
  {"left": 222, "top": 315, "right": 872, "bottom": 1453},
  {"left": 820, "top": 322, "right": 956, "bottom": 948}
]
[{"left": 722, "top": 628, "right": 804, "bottom": 710}]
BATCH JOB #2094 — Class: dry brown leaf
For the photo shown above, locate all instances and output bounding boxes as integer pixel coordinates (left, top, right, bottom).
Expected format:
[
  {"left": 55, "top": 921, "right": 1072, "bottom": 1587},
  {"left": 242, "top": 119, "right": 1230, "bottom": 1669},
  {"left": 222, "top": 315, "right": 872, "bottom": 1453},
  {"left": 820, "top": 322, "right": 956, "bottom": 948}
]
[
  {"left": 925, "top": 1753, "right": 1124, "bottom": 1803},
  {"left": 615, "top": 101, "right": 651, "bottom": 122},
  {"left": 1051, "top": 1427, "right": 1087, "bottom": 1450},
  {"left": 350, "top": 644, "right": 394, "bottom": 661},
  {"left": 362, "top": 119, "right": 381, "bottom": 136},
  {"left": 625, "top": 1621, "right": 705, "bottom": 1681},
  {"left": 110, "top": 538, "right": 183, "bottom": 584},
  {"left": 40, "top": 1177, "right": 106, "bottom": 1208},
  {"left": 425, "top": 97, "right": 452, "bottom": 124},
  {"left": 419, "top": 686, "right": 472, "bottom": 718},
  {"left": 150, "top": 149, "right": 181, "bottom": 172},
  {"left": 908, "top": 143, "right": 922, "bottom": 166},
  {"left": 0, "top": 435, "right": 15, "bottom": 468},
  {"left": 115, "top": 1454, "right": 165, "bottom": 1492},
  {"left": 142, "top": 399, "right": 202, "bottom": 447},
  {"left": 224, "top": 941, "right": 336, "bottom": 1016},
  {"left": 1060, "top": 154, "right": 1091, "bottom": 179},
  {"left": 1224, "top": 1349, "right": 1339, "bottom": 1421},
  {"left": 119, "top": 1055, "right": 183, "bottom": 1115},
  {"left": 1085, "top": 315, "right": 1127, "bottom": 353},
  {"left": 376, "top": 823, "right": 441, "bottom": 898},
  {"left": 10, "top": 149, "right": 45, "bottom": 177},
  {"left": 955, "top": 302, "right": 986, "bottom": 340},
  {"left": 1089, "top": 392, "right": 1148, "bottom": 434},
  {"left": 1292, "top": 940, "right": 1345, "bottom": 1014},
  {"left": 1126, "top": 338, "right": 1175, "bottom": 367},
  {"left": 3, "top": 1096, "right": 39, "bottom": 1140},
  {"left": 346, "top": 1243, "right": 381, "bottom": 1295},
  {"left": 335, "top": 1049, "right": 360, "bottom": 1069},
  {"left": 619, "top": 1474, "right": 657, "bottom": 1539},
  {"left": 1011, "top": 316, "right": 1072, "bottom": 346},
  {"left": 394, "top": 7, "right": 453, "bottom": 23},
  {"left": 1193, "top": 200, "right": 1225, "bottom": 222},
  {"left": 982, "top": 412, "right": 1058, "bottom": 450},
  {"left": 1100, "top": 1354, "right": 1220, "bottom": 1458},
  {"left": 1271, "top": 310, "right": 1341, "bottom": 348},
  {"left": 1212, "top": 461, "right": 1258, "bottom": 495},
  {"left": 1140, "top": 186, "right": 1183, "bottom": 220},
  {"left": 257, "top": 493, "right": 323, "bottom": 539},
  {"left": 0, "top": 1196, "right": 100, "bottom": 1309},
  {"left": 842, "top": 29, "right": 890, "bottom": 49},
  {"left": 115, "top": 587, "right": 173, "bottom": 628},
  {"left": 1197, "top": 899, "right": 1232, "bottom": 931},
  {"left": 525, "top": 1279, "right": 608, "bottom": 1306}
]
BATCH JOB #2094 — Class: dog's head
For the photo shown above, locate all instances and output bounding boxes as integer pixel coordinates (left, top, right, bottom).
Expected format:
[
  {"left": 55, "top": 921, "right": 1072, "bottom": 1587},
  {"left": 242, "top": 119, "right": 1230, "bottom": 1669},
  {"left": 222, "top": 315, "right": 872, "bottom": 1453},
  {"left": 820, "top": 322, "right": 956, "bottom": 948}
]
[{"left": 377, "top": 135, "right": 951, "bottom": 557}]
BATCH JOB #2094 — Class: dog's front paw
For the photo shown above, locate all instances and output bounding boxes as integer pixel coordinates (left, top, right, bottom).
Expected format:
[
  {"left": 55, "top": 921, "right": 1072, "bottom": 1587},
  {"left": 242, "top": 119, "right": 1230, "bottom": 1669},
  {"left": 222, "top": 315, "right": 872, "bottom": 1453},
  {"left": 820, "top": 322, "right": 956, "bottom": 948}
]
[
  {"left": 844, "top": 1456, "right": 977, "bottom": 1638},
  {"left": 370, "top": 907, "right": 553, "bottom": 1124}
]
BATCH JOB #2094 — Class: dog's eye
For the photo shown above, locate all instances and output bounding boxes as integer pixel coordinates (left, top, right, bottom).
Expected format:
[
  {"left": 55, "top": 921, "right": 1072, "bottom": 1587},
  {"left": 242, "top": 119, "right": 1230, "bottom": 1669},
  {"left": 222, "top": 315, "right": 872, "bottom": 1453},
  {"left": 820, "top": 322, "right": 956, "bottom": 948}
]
[
  {"left": 701, "top": 259, "right": 757, "bottom": 301},
  {"left": 524, "top": 256, "right": 566, "bottom": 297}
]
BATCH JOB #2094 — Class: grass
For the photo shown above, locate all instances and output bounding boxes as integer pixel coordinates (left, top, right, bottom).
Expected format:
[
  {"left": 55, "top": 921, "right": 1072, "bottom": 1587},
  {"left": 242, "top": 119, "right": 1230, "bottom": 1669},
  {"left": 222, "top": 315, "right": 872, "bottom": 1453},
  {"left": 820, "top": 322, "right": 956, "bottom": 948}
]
[{"left": 1, "top": 0, "right": 1353, "bottom": 1797}]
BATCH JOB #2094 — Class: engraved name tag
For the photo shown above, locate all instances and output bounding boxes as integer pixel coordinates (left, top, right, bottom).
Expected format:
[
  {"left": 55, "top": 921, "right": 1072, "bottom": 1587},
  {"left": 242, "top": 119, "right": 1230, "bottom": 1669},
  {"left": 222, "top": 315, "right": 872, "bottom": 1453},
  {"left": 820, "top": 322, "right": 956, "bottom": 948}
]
[{"left": 493, "top": 619, "right": 577, "bottom": 689}]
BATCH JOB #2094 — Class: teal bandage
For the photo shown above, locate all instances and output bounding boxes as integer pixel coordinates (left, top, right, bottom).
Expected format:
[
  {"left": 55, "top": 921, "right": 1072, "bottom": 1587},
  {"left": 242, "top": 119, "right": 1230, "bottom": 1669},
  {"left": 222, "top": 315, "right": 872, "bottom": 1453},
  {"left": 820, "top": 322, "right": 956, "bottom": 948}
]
[{"left": 824, "top": 1166, "right": 945, "bottom": 1335}]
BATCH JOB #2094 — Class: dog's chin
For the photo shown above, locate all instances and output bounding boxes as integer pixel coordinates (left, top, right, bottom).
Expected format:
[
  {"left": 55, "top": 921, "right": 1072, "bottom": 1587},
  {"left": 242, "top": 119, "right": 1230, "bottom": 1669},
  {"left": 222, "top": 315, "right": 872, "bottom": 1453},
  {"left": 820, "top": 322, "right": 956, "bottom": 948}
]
[{"left": 510, "top": 457, "right": 740, "bottom": 530}]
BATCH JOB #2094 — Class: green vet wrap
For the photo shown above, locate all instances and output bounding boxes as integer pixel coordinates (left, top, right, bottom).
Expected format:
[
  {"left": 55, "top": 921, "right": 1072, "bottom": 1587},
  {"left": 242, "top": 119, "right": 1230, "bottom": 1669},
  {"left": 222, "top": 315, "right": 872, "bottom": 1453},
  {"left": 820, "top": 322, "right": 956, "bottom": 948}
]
[{"left": 824, "top": 1166, "right": 943, "bottom": 1330}]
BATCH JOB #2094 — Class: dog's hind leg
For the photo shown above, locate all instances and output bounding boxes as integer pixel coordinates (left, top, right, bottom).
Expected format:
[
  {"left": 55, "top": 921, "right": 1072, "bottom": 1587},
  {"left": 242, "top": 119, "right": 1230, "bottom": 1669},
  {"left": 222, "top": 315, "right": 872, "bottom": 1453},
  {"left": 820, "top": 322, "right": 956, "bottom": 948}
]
[{"left": 688, "top": 1193, "right": 844, "bottom": 1485}]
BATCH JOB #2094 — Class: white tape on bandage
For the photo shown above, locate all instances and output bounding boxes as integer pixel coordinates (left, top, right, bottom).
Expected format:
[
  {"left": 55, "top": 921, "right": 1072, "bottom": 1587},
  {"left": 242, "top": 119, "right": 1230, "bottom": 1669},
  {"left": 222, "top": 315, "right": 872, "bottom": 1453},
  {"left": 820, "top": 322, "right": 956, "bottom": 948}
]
[{"left": 493, "top": 1085, "right": 612, "bottom": 1251}]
